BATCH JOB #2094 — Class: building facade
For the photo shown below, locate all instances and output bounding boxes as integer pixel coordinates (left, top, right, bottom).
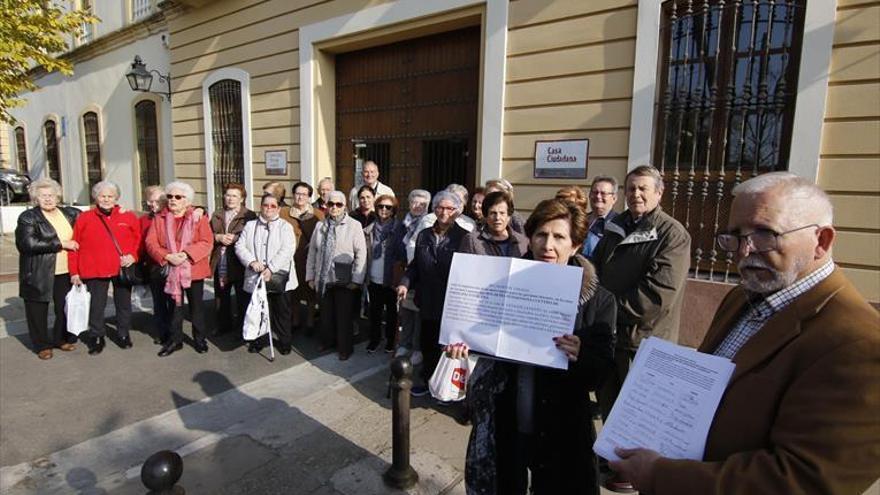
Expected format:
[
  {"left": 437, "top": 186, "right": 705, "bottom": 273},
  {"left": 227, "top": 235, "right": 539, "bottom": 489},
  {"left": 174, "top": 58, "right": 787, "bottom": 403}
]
[{"left": 7, "top": 0, "right": 174, "bottom": 209}]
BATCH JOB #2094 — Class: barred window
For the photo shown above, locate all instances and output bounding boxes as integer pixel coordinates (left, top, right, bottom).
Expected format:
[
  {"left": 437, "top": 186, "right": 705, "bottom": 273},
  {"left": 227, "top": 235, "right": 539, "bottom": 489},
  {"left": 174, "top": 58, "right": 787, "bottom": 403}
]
[
  {"left": 208, "top": 79, "right": 244, "bottom": 208},
  {"left": 44, "top": 120, "right": 62, "bottom": 183},
  {"left": 135, "top": 100, "right": 161, "bottom": 189},
  {"left": 82, "top": 111, "right": 102, "bottom": 190},
  {"left": 653, "top": 0, "right": 806, "bottom": 280},
  {"left": 14, "top": 127, "right": 27, "bottom": 173}
]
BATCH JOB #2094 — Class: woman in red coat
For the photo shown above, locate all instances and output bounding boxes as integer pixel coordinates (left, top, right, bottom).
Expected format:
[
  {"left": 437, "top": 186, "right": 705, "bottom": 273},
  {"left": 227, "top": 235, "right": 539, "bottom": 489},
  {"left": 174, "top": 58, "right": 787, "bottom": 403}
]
[
  {"left": 69, "top": 181, "right": 141, "bottom": 355},
  {"left": 145, "top": 181, "right": 213, "bottom": 357}
]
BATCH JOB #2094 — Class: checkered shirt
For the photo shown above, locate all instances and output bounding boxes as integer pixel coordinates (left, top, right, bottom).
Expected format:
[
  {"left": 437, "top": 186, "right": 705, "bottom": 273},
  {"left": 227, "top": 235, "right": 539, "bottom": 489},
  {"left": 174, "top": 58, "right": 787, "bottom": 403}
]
[{"left": 712, "top": 260, "right": 835, "bottom": 359}]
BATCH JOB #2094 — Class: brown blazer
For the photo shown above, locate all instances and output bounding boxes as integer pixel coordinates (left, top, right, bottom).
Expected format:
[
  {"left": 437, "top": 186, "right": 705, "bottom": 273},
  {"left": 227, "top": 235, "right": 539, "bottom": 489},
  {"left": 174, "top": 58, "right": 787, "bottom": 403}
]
[
  {"left": 650, "top": 268, "right": 880, "bottom": 495},
  {"left": 209, "top": 207, "right": 257, "bottom": 281}
]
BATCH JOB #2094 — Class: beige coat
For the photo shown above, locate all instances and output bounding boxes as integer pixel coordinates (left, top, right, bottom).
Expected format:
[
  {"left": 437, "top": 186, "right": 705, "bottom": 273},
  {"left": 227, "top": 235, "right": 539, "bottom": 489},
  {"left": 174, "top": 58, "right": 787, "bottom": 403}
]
[
  {"left": 650, "top": 268, "right": 880, "bottom": 495},
  {"left": 305, "top": 214, "right": 367, "bottom": 286}
]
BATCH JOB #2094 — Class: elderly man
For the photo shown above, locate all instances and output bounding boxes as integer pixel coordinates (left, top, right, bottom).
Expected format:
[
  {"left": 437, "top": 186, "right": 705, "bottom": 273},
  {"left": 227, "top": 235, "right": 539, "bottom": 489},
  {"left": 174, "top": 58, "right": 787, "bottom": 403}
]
[
  {"left": 610, "top": 172, "right": 880, "bottom": 494},
  {"left": 592, "top": 165, "right": 691, "bottom": 490},
  {"left": 583, "top": 175, "right": 619, "bottom": 258},
  {"left": 313, "top": 177, "right": 334, "bottom": 213},
  {"left": 348, "top": 161, "right": 394, "bottom": 211}
]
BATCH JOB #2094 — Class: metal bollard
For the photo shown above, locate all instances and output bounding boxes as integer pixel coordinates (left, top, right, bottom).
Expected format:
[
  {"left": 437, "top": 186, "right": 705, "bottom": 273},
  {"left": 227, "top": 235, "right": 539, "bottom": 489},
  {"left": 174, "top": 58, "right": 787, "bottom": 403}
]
[
  {"left": 383, "top": 356, "right": 419, "bottom": 489},
  {"left": 141, "top": 450, "right": 185, "bottom": 494}
]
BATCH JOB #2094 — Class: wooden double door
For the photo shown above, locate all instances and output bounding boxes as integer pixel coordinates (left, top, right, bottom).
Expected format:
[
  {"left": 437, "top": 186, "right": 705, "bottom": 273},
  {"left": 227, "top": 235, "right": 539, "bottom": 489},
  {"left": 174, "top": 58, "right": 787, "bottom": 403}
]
[{"left": 335, "top": 26, "right": 480, "bottom": 200}]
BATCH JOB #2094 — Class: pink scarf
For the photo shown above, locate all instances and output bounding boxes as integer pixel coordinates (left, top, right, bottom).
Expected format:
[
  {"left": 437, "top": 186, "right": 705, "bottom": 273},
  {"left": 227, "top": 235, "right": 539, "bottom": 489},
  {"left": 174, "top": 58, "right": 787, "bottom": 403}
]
[{"left": 164, "top": 208, "right": 195, "bottom": 305}]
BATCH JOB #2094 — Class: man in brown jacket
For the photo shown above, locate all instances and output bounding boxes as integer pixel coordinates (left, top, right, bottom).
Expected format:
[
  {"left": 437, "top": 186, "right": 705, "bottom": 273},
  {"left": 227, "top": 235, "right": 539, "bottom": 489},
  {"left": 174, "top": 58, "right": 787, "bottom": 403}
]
[{"left": 609, "top": 172, "right": 880, "bottom": 494}]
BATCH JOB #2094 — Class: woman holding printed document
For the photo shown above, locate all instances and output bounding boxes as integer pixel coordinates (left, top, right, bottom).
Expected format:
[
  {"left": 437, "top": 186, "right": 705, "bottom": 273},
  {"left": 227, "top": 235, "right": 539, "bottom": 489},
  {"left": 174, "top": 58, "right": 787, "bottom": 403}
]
[{"left": 445, "top": 198, "right": 617, "bottom": 495}]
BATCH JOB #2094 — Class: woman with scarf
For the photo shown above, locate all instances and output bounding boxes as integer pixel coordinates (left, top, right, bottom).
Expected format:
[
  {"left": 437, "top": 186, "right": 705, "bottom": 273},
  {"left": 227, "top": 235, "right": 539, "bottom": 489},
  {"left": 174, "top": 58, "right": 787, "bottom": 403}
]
[
  {"left": 363, "top": 194, "right": 405, "bottom": 353},
  {"left": 444, "top": 198, "right": 617, "bottom": 495},
  {"left": 235, "top": 193, "right": 297, "bottom": 355},
  {"left": 209, "top": 183, "right": 257, "bottom": 337},
  {"left": 69, "top": 181, "right": 141, "bottom": 355},
  {"left": 282, "top": 181, "right": 325, "bottom": 334},
  {"left": 145, "top": 181, "right": 214, "bottom": 357},
  {"left": 306, "top": 191, "right": 366, "bottom": 361}
]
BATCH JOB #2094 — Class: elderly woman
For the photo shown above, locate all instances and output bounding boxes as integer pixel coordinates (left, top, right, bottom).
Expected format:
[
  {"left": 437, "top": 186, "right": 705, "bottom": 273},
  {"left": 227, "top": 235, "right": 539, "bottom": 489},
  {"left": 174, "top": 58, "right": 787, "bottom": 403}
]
[
  {"left": 140, "top": 185, "right": 174, "bottom": 345},
  {"left": 396, "top": 189, "right": 431, "bottom": 359},
  {"left": 235, "top": 192, "right": 297, "bottom": 355},
  {"left": 145, "top": 181, "right": 213, "bottom": 357},
  {"left": 210, "top": 183, "right": 257, "bottom": 336},
  {"left": 306, "top": 191, "right": 366, "bottom": 360},
  {"left": 15, "top": 178, "right": 80, "bottom": 359},
  {"left": 445, "top": 198, "right": 616, "bottom": 494},
  {"left": 363, "top": 194, "right": 405, "bottom": 353},
  {"left": 283, "top": 181, "right": 325, "bottom": 333},
  {"left": 485, "top": 178, "right": 525, "bottom": 234},
  {"left": 350, "top": 184, "right": 376, "bottom": 228},
  {"left": 467, "top": 187, "right": 486, "bottom": 225},
  {"left": 459, "top": 191, "right": 529, "bottom": 258},
  {"left": 396, "top": 190, "right": 469, "bottom": 395},
  {"left": 69, "top": 181, "right": 141, "bottom": 355}
]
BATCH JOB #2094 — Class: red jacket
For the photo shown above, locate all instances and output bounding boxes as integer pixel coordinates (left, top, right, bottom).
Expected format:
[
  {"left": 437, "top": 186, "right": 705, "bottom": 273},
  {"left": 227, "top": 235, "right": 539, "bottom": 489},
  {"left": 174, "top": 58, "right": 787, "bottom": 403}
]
[
  {"left": 139, "top": 212, "right": 157, "bottom": 265},
  {"left": 145, "top": 208, "right": 213, "bottom": 281},
  {"left": 70, "top": 207, "right": 141, "bottom": 279}
]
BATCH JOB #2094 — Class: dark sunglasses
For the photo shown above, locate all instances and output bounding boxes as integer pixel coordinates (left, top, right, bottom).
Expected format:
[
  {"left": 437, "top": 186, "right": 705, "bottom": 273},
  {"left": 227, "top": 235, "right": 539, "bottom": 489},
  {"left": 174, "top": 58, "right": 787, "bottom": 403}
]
[
  {"left": 327, "top": 201, "right": 345, "bottom": 208},
  {"left": 376, "top": 204, "right": 394, "bottom": 211},
  {"left": 166, "top": 194, "right": 185, "bottom": 200}
]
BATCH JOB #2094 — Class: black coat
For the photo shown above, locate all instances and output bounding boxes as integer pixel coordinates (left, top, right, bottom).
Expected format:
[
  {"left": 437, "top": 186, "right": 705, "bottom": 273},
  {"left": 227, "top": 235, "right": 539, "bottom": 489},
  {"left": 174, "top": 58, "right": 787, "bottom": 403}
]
[
  {"left": 465, "top": 254, "right": 616, "bottom": 495},
  {"left": 400, "top": 223, "right": 468, "bottom": 320},
  {"left": 16, "top": 206, "right": 80, "bottom": 302}
]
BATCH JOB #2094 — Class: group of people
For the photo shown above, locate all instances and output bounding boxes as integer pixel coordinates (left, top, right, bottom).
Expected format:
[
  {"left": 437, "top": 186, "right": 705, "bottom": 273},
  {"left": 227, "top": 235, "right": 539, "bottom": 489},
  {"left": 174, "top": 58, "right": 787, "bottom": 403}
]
[{"left": 14, "top": 160, "right": 880, "bottom": 494}]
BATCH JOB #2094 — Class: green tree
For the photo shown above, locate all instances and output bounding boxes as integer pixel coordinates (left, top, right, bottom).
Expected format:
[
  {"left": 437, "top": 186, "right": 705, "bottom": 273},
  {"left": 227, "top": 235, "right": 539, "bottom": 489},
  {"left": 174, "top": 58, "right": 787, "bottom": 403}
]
[{"left": 0, "top": 1, "right": 97, "bottom": 123}]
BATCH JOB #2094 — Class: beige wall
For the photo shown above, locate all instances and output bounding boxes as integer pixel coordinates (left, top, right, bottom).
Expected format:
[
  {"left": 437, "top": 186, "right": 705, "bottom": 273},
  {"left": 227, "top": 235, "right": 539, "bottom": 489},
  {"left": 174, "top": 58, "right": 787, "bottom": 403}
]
[
  {"left": 819, "top": 0, "right": 880, "bottom": 303},
  {"left": 167, "top": 0, "right": 878, "bottom": 302},
  {"left": 0, "top": 123, "right": 10, "bottom": 169}
]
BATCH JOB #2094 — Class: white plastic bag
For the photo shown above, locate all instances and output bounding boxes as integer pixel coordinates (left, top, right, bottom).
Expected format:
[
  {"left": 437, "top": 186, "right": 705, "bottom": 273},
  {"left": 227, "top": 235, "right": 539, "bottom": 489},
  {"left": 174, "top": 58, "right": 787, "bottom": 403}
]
[
  {"left": 429, "top": 353, "right": 478, "bottom": 402},
  {"left": 65, "top": 285, "right": 90, "bottom": 336},
  {"left": 243, "top": 277, "right": 271, "bottom": 341}
]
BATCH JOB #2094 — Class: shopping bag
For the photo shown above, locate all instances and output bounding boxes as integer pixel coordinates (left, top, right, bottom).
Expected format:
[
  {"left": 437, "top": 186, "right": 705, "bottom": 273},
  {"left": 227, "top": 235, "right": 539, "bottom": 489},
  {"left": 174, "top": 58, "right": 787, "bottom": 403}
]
[
  {"left": 243, "top": 278, "right": 271, "bottom": 341},
  {"left": 428, "top": 353, "right": 478, "bottom": 402},
  {"left": 65, "top": 285, "right": 90, "bottom": 336}
]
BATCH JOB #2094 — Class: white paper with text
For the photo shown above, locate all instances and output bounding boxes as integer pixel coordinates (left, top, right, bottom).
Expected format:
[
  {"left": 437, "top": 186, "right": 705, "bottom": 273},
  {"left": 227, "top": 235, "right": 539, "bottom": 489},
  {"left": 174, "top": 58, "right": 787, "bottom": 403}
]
[
  {"left": 593, "top": 337, "right": 735, "bottom": 461},
  {"left": 439, "top": 253, "right": 581, "bottom": 369}
]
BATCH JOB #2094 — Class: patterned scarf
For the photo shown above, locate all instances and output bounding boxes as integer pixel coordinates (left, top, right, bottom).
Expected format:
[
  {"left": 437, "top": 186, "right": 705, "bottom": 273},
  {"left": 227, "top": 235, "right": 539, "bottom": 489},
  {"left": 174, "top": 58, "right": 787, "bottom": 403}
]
[
  {"left": 371, "top": 218, "right": 395, "bottom": 259},
  {"left": 164, "top": 208, "right": 195, "bottom": 306},
  {"left": 317, "top": 212, "right": 343, "bottom": 296}
]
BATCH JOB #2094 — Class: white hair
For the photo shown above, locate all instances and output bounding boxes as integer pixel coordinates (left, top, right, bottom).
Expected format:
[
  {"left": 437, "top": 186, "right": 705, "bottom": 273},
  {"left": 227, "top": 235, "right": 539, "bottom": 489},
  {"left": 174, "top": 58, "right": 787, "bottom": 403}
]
[
  {"left": 28, "top": 178, "right": 63, "bottom": 205},
  {"left": 91, "top": 180, "right": 120, "bottom": 201},
  {"left": 408, "top": 189, "right": 431, "bottom": 204},
  {"left": 164, "top": 181, "right": 195, "bottom": 203},
  {"left": 432, "top": 190, "right": 462, "bottom": 211},
  {"left": 732, "top": 172, "right": 833, "bottom": 227},
  {"left": 445, "top": 183, "right": 469, "bottom": 211},
  {"left": 328, "top": 190, "right": 346, "bottom": 204}
]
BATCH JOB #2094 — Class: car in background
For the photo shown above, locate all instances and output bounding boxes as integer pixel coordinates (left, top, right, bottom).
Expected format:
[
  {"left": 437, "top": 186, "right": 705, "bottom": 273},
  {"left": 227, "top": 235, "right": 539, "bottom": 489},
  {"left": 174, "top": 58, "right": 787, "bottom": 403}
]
[{"left": 0, "top": 168, "right": 31, "bottom": 205}]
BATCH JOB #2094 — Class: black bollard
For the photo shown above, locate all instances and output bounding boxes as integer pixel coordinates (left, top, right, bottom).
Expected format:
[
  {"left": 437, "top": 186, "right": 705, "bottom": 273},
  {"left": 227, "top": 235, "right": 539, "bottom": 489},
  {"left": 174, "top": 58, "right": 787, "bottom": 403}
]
[
  {"left": 141, "top": 450, "right": 185, "bottom": 494},
  {"left": 383, "top": 356, "right": 419, "bottom": 489}
]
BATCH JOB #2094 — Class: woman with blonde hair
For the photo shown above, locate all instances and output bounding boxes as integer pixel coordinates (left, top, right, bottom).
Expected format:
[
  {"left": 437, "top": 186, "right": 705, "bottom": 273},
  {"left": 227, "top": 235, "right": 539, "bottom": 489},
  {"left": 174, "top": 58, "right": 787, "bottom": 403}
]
[{"left": 15, "top": 178, "right": 80, "bottom": 359}]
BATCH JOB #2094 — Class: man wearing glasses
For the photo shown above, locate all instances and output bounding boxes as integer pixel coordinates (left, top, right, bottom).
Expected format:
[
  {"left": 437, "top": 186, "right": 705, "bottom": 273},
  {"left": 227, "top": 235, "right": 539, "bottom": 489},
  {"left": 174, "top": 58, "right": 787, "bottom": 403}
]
[
  {"left": 583, "top": 175, "right": 620, "bottom": 259},
  {"left": 609, "top": 172, "right": 880, "bottom": 494},
  {"left": 591, "top": 165, "right": 692, "bottom": 492}
]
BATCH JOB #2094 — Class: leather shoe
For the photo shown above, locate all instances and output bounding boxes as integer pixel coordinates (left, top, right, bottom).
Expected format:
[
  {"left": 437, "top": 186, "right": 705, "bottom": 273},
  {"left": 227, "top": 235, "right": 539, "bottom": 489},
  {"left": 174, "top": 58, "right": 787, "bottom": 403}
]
[
  {"left": 88, "top": 337, "right": 105, "bottom": 355},
  {"left": 158, "top": 342, "right": 182, "bottom": 357},
  {"left": 338, "top": 352, "right": 351, "bottom": 361},
  {"left": 248, "top": 342, "right": 264, "bottom": 353},
  {"left": 57, "top": 343, "right": 76, "bottom": 352},
  {"left": 38, "top": 349, "right": 53, "bottom": 360},
  {"left": 118, "top": 336, "right": 133, "bottom": 349},
  {"left": 278, "top": 346, "right": 292, "bottom": 356},
  {"left": 194, "top": 341, "right": 209, "bottom": 354}
]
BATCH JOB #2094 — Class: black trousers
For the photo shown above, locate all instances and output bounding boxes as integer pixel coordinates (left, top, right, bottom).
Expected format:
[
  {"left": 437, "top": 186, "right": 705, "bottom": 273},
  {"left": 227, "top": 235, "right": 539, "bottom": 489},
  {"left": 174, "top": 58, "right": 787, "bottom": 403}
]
[
  {"left": 368, "top": 283, "right": 398, "bottom": 349},
  {"left": 24, "top": 274, "right": 74, "bottom": 352},
  {"left": 168, "top": 280, "right": 206, "bottom": 346},
  {"left": 85, "top": 278, "right": 132, "bottom": 340},
  {"left": 214, "top": 269, "right": 248, "bottom": 334},
  {"left": 420, "top": 318, "right": 442, "bottom": 384},
  {"left": 320, "top": 286, "right": 355, "bottom": 355},
  {"left": 149, "top": 269, "right": 174, "bottom": 343},
  {"left": 253, "top": 290, "right": 292, "bottom": 349},
  {"left": 597, "top": 347, "right": 636, "bottom": 421},
  {"left": 291, "top": 284, "right": 318, "bottom": 329}
]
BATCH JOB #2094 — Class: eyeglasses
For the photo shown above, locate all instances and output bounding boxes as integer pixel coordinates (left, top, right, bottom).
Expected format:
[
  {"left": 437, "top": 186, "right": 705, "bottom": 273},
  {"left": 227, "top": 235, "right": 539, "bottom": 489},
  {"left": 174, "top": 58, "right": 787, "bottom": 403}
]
[
  {"left": 262, "top": 204, "right": 279, "bottom": 209},
  {"left": 716, "top": 224, "right": 819, "bottom": 253},
  {"left": 293, "top": 192, "right": 310, "bottom": 198},
  {"left": 327, "top": 202, "right": 345, "bottom": 208},
  {"left": 435, "top": 206, "right": 456, "bottom": 212},
  {"left": 166, "top": 194, "right": 185, "bottom": 200},
  {"left": 376, "top": 204, "right": 394, "bottom": 211}
]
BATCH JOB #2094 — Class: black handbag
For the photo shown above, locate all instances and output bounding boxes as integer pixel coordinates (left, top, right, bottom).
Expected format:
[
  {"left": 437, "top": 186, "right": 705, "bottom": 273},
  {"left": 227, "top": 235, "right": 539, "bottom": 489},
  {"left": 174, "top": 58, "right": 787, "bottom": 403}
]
[
  {"left": 265, "top": 270, "right": 290, "bottom": 294},
  {"left": 97, "top": 214, "right": 146, "bottom": 286}
]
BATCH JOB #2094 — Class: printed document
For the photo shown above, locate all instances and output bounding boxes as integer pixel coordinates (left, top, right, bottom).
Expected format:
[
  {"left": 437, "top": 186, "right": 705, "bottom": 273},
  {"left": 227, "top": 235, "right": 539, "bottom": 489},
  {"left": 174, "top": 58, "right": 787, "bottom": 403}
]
[
  {"left": 439, "top": 253, "right": 582, "bottom": 369},
  {"left": 593, "top": 337, "right": 735, "bottom": 461}
]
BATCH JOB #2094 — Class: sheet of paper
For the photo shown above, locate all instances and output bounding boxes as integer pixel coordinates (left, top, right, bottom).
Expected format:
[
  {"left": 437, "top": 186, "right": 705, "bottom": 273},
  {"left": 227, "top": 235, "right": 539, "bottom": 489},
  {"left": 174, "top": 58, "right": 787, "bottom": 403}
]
[
  {"left": 593, "top": 337, "right": 735, "bottom": 461},
  {"left": 440, "top": 253, "right": 581, "bottom": 369}
]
